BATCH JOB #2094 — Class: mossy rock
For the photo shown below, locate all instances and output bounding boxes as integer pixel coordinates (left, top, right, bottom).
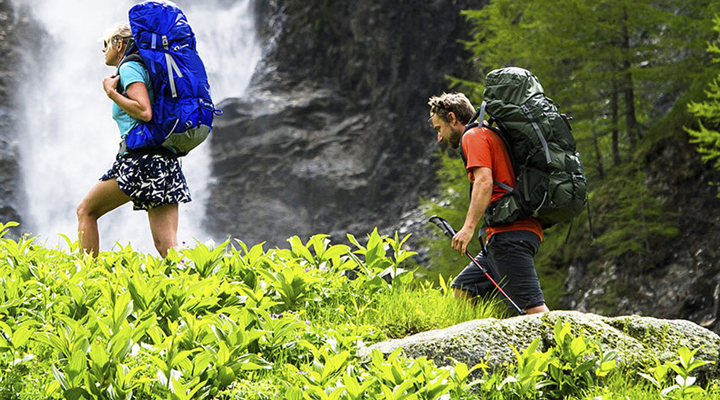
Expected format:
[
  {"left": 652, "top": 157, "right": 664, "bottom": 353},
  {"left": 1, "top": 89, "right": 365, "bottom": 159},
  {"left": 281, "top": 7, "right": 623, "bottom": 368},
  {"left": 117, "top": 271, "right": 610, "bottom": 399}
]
[{"left": 360, "top": 311, "right": 720, "bottom": 380}]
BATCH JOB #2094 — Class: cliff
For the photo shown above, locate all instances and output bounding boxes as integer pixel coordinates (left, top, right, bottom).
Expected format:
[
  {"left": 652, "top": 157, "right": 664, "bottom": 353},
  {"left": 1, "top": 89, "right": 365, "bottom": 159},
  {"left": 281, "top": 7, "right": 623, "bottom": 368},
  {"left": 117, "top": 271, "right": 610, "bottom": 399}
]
[
  {"left": 0, "top": 1, "right": 40, "bottom": 235},
  {"left": 204, "top": 0, "right": 483, "bottom": 246}
]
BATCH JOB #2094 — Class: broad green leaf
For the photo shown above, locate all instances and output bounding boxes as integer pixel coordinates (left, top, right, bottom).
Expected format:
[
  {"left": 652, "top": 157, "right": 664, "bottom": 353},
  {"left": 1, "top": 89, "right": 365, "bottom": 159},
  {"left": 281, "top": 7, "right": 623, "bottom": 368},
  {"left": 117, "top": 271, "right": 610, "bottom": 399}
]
[
  {"left": 89, "top": 341, "right": 109, "bottom": 368},
  {"left": 113, "top": 293, "right": 134, "bottom": 329},
  {"left": 64, "top": 387, "right": 92, "bottom": 400},
  {"left": 67, "top": 349, "right": 87, "bottom": 380},
  {"left": 218, "top": 365, "right": 235, "bottom": 388}
]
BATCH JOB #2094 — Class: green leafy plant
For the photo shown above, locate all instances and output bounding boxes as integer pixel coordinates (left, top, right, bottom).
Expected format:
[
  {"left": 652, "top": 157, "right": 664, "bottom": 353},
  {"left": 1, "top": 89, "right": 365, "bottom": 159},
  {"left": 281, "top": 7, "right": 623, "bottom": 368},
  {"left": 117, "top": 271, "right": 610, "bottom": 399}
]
[
  {"left": 546, "top": 319, "right": 611, "bottom": 397},
  {"left": 639, "top": 346, "right": 711, "bottom": 399},
  {"left": 498, "top": 338, "right": 553, "bottom": 399},
  {"left": 6, "top": 222, "right": 720, "bottom": 399}
]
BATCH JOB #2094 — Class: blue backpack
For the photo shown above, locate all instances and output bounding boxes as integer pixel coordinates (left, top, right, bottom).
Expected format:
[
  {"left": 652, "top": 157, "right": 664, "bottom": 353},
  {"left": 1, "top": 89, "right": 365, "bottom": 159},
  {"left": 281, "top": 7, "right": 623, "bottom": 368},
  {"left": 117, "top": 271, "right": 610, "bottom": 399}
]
[{"left": 122, "top": 1, "right": 221, "bottom": 157}]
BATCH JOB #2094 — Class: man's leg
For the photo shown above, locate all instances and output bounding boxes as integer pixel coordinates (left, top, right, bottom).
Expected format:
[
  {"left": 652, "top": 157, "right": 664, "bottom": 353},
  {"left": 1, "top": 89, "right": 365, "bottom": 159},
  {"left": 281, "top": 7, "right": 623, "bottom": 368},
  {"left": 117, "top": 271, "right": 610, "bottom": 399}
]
[
  {"left": 488, "top": 231, "right": 548, "bottom": 314},
  {"left": 525, "top": 304, "right": 550, "bottom": 314},
  {"left": 451, "top": 251, "right": 499, "bottom": 303},
  {"left": 77, "top": 178, "right": 132, "bottom": 256},
  {"left": 147, "top": 203, "right": 179, "bottom": 258}
]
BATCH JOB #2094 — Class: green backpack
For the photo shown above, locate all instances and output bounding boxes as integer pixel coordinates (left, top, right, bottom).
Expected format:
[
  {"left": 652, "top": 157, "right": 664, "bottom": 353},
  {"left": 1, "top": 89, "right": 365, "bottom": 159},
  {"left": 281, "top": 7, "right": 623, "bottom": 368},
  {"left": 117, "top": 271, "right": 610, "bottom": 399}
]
[{"left": 463, "top": 67, "right": 587, "bottom": 229}]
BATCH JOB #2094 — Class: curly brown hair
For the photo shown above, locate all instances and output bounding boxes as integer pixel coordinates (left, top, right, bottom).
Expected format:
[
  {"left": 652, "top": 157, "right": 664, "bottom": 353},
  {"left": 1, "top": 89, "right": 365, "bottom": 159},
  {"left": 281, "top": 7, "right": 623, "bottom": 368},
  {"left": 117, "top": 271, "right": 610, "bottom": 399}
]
[{"left": 428, "top": 92, "right": 474, "bottom": 125}]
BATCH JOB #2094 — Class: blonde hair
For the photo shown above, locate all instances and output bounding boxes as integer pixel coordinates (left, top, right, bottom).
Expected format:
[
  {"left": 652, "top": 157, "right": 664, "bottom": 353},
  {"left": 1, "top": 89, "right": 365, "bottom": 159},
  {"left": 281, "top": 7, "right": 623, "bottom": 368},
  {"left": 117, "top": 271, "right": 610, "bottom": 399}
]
[
  {"left": 428, "top": 92, "right": 475, "bottom": 125},
  {"left": 102, "top": 23, "right": 132, "bottom": 49}
]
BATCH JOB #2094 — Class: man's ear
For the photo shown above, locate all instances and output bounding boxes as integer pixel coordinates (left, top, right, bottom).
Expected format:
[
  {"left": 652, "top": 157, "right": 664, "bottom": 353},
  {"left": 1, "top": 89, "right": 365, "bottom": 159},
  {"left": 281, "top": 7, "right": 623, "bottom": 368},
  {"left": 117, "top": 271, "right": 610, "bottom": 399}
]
[{"left": 446, "top": 111, "right": 456, "bottom": 124}]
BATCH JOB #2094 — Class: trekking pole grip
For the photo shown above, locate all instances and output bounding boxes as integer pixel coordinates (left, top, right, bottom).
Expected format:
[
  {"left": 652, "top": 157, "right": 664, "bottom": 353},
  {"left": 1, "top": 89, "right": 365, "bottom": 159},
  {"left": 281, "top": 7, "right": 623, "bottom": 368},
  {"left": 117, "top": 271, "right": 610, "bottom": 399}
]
[{"left": 429, "top": 215, "right": 456, "bottom": 238}]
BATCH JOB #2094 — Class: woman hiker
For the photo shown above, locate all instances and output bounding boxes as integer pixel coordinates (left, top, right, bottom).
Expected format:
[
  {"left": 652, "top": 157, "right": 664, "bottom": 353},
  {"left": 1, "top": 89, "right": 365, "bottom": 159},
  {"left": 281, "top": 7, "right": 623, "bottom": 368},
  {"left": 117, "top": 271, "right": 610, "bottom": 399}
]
[{"left": 76, "top": 23, "right": 191, "bottom": 257}]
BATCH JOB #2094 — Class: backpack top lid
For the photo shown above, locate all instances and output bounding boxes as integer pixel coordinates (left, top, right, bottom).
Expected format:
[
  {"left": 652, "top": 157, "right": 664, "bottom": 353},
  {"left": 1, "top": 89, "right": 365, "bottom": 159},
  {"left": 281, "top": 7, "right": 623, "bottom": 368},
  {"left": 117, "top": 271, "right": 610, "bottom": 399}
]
[
  {"left": 129, "top": 1, "right": 194, "bottom": 49},
  {"left": 483, "top": 67, "right": 544, "bottom": 106}
]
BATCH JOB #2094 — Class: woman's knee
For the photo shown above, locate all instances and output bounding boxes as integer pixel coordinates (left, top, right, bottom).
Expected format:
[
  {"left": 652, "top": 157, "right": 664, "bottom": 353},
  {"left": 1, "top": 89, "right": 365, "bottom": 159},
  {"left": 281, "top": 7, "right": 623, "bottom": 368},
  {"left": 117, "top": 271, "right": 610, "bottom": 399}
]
[
  {"left": 153, "top": 236, "right": 177, "bottom": 257},
  {"left": 76, "top": 198, "right": 95, "bottom": 220}
]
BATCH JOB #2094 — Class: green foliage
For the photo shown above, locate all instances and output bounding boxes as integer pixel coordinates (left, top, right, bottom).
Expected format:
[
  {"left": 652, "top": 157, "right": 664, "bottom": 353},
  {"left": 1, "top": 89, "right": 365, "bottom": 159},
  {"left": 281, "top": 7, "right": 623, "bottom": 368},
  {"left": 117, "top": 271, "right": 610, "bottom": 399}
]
[
  {"left": 473, "top": 319, "right": 719, "bottom": 400},
  {"left": 284, "top": 347, "right": 476, "bottom": 400},
  {"left": 687, "top": 15, "right": 720, "bottom": 177},
  {"left": 593, "top": 167, "right": 679, "bottom": 259},
  {"left": 3, "top": 221, "right": 720, "bottom": 399},
  {"left": 461, "top": 0, "right": 719, "bottom": 176},
  {"left": 546, "top": 319, "right": 618, "bottom": 398},
  {"left": 498, "top": 338, "right": 554, "bottom": 398},
  {"left": 356, "top": 279, "right": 506, "bottom": 338},
  {"left": 639, "top": 346, "right": 713, "bottom": 399},
  {"left": 0, "top": 221, "right": 501, "bottom": 399},
  {"left": 473, "top": 319, "right": 620, "bottom": 399}
]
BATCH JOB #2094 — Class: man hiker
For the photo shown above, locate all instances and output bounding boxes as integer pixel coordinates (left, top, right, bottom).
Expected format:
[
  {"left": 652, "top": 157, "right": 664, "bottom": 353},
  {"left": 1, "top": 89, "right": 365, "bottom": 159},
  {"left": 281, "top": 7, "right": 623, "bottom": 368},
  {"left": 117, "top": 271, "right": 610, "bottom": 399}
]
[{"left": 428, "top": 92, "right": 549, "bottom": 315}]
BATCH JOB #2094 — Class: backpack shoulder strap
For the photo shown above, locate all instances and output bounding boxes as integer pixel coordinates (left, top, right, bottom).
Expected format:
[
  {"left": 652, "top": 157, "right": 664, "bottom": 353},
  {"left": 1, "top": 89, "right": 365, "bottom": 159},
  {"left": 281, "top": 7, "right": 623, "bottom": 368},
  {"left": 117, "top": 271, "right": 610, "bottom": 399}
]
[
  {"left": 459, "top": 102, "right": 487, "bottom": 166},
  {"left": 115, "top": 48, "right": 145, "bottom": 94},
  {"left": 115, "top": 40, "right": 141, "bottom": 74},
  {"left": 460, "top": 102, "right": 518, "bottom": 193}
]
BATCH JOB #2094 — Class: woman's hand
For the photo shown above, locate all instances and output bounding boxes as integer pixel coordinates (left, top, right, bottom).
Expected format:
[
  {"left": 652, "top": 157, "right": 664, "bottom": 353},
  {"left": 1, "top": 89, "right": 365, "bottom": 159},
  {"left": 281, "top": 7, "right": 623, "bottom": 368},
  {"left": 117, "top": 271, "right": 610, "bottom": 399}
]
[
  {"left": 104, "top": 76, "right": 152, "bottom": 122},
  {"left": 103, "top": 74, "right": 120, "bottom": 98}
]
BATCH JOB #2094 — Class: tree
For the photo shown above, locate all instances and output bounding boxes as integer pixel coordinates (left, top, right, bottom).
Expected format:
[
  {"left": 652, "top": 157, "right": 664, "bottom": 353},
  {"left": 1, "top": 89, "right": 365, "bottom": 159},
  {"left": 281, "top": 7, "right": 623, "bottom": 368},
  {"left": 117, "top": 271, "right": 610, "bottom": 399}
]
[
  {"left": 686, "top": 16, "right": 720, "bottom": 172},
  {"left": 461, "top": 0, "right": 719, "bottom": 178}
]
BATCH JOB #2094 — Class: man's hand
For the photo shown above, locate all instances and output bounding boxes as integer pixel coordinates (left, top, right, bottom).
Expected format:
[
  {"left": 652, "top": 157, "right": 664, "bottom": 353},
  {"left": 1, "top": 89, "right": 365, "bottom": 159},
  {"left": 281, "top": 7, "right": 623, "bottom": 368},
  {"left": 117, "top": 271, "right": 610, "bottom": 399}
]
[{"left": 452, "top": 226, "right": 474, "bottom": 254}]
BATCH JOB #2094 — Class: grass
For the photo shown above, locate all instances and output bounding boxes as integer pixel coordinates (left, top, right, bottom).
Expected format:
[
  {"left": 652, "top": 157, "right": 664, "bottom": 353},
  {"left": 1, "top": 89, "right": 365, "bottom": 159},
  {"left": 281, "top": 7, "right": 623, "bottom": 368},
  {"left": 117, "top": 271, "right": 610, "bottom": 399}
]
[{"left": 356, "top": 282, "right": 507, "bottom": 338}]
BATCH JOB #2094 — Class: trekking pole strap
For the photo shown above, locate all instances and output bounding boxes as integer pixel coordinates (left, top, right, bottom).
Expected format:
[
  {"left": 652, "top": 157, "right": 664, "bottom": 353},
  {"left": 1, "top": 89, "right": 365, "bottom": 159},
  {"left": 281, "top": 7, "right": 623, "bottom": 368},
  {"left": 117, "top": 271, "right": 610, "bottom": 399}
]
[{"left": 429, "top": 215, "right": 456, "bottom": 239}]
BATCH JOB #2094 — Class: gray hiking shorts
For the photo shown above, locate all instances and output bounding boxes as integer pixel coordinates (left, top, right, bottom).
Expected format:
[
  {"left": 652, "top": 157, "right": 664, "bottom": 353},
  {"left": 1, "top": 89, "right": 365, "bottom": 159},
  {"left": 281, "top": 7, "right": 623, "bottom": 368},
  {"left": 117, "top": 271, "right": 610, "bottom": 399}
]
[{"left": 451, "top": 230, "right": 545, "bottom": 312}]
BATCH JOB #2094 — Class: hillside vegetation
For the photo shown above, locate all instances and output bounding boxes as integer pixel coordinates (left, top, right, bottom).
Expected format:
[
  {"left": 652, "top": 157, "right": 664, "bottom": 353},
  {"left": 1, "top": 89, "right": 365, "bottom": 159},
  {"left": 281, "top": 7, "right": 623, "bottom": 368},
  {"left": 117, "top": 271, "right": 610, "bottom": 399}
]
[{"left": 1, "top": 221, "right": 720, "bottom": 399}]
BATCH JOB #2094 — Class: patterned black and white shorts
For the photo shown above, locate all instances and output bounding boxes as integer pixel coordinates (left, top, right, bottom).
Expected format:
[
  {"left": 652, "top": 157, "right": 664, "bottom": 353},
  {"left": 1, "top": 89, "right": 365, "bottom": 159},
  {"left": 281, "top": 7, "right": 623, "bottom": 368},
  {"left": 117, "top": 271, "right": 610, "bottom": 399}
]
[{"left": 100, "top": 154, "right": 192, "bottom": 211}]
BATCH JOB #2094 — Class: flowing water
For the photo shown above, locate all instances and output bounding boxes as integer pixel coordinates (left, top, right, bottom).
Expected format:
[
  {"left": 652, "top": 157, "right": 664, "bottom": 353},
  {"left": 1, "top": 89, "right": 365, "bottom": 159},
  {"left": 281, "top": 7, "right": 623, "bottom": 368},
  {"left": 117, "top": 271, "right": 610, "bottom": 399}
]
[{"left": 15, "top": 0, "right": 260, "bottom": 253}]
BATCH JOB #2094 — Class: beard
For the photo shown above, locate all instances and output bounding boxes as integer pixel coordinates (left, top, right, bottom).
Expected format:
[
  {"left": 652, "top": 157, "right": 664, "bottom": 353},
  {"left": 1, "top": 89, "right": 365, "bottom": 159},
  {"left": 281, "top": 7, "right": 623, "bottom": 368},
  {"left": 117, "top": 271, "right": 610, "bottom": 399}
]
[{"left": 449, "top": 126, "right": 463, "bottom": 149}]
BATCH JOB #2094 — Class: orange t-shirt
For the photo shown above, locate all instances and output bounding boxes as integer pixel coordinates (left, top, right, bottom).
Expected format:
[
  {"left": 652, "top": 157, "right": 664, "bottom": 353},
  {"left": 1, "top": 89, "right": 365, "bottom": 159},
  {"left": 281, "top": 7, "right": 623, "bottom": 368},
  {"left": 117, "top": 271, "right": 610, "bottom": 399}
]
[{"left": 461, "top": 125, "right": 543, "bottom": 241}]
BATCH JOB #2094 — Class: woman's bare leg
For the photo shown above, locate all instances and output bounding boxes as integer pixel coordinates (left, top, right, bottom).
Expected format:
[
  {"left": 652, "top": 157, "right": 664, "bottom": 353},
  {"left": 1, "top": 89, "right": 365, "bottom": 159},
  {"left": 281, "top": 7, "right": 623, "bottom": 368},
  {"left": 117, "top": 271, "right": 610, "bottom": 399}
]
[
  {"left": 77, "top": 178, "right": 132, "bottom": 256},
  {"left": 147, "top": 203, "right": 179, "bottom": 258}
]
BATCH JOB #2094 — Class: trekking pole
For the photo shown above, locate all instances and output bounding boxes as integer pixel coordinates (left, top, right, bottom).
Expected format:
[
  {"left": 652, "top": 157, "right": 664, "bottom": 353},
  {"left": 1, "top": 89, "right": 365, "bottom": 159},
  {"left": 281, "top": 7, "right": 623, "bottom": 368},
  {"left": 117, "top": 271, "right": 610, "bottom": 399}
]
[{"left": 429, "top": 215, "right": 526, "bottom": 315}]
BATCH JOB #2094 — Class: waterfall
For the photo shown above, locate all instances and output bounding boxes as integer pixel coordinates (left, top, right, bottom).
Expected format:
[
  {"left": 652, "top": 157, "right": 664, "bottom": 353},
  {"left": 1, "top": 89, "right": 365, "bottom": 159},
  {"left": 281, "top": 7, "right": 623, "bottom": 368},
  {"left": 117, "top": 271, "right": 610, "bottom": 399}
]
[{"left": 15, "top": 0, "right": 260, "bottom": 253}]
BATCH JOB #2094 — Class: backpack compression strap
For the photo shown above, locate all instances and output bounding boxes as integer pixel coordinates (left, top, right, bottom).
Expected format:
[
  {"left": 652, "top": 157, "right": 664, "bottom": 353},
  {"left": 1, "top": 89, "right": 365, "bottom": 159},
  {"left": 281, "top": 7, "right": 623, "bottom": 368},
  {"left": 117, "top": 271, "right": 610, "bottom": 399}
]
[
  {"left": 520, "top": 103, "right": 552, "bottom": 164},
  {"left": 154, "top": 34, "right": 184, "bottom": 98}
]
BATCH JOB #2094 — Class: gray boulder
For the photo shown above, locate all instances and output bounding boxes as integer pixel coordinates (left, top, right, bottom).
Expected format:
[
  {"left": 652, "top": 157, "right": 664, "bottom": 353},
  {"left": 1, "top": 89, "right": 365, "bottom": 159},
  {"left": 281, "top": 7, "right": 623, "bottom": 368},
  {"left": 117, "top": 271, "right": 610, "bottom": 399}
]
[{"left": 362, "top": 311, "right": 720, "bottom": 380}]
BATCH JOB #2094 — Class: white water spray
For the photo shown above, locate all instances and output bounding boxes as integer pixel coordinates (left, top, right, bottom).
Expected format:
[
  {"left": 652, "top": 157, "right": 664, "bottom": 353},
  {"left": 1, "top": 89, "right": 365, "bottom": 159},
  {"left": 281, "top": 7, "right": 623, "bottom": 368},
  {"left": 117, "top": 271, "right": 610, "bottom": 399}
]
[{"left": 16, "top": 0, "right": 260, "bottom": 253}]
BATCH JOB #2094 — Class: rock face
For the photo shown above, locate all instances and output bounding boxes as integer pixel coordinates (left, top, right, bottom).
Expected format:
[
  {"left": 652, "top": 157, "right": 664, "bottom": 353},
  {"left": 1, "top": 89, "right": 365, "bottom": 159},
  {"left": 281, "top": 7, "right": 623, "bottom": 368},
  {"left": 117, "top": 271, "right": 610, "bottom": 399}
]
[
  {"left": 364, "top": 311, "right": 720, "bottom": 381},
  {"left": 561, "top": 131, "right": 720, "bottom": 333},
  {"left": 0, "top": 1, "right": 40, "bottom": 236},
  {"left": 204, "top": 0, "right": 482, "bottom": 247}
]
